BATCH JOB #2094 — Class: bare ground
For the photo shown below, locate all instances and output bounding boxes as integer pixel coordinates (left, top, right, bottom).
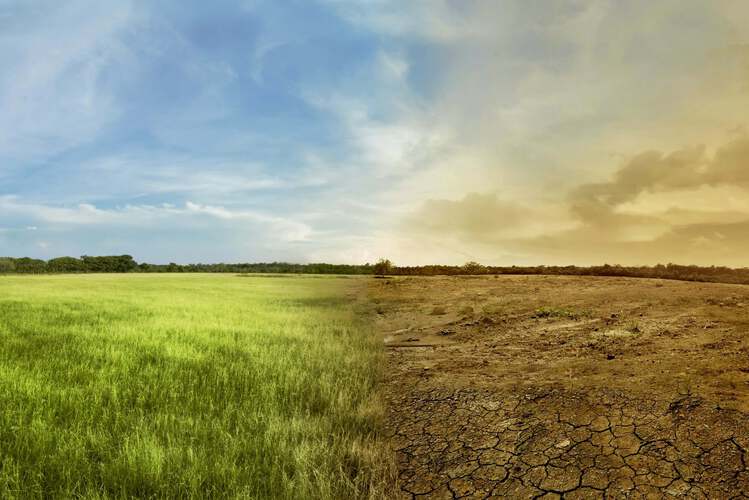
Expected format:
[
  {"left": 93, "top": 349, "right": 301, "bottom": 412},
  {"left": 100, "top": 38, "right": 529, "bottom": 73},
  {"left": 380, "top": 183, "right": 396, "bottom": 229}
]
[{"left": 368, "top": 275, "right": 749, "bottom": 498}]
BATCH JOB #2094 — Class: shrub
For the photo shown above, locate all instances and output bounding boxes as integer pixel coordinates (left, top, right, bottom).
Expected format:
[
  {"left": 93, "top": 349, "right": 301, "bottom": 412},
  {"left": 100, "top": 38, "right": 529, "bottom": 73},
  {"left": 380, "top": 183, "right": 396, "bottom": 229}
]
[{"left": 373, "top": 259, "right": 393, "bottom": 277}]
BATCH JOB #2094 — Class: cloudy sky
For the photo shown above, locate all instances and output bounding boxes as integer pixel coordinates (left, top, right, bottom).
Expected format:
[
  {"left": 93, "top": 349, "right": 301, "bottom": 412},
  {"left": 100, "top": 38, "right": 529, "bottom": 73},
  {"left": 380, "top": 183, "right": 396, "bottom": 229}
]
[{"left": 1, "top": 1, "right": 749, "bottom": 265}]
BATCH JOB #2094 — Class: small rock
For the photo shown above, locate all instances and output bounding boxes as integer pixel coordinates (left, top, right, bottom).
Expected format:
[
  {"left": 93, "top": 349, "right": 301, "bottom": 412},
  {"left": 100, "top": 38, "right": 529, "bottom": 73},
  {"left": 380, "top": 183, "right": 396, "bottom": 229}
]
[{"left": 555, "top": 439, "right": 571, "bottom": 449}]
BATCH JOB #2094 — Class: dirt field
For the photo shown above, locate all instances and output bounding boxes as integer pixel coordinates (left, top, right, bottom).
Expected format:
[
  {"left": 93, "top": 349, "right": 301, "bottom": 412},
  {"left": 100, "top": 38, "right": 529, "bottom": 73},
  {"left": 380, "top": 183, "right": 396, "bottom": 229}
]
[{"left": 369, "top": 275, "right": 749, "bottom": 498}]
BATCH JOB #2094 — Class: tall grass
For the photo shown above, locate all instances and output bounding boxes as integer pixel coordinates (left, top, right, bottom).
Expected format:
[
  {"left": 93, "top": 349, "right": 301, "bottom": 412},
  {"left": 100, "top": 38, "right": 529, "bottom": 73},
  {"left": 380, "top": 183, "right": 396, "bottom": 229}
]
[{"left": 0, "top": 274, "right": 390, "bottom": 499}]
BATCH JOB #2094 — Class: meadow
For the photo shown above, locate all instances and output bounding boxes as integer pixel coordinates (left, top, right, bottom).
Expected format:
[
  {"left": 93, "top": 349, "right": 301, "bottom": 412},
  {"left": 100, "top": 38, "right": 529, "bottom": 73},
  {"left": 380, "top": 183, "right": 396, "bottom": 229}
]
[{"left": 0, "top": 274, "right": 390, "bottom": 499}]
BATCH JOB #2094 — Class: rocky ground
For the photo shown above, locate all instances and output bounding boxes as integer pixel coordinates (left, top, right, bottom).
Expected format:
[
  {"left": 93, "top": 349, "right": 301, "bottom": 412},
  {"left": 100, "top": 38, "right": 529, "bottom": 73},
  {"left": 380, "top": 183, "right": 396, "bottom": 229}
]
[{"left": 369, "top": 275, "right": 749, "bottom": 498}]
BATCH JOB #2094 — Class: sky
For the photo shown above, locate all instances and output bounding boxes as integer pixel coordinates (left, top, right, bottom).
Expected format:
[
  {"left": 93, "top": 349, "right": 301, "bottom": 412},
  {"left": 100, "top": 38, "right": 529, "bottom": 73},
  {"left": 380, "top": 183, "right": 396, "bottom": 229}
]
[{"left": 1, "top": 1, "right": 749, "bottom": 266}]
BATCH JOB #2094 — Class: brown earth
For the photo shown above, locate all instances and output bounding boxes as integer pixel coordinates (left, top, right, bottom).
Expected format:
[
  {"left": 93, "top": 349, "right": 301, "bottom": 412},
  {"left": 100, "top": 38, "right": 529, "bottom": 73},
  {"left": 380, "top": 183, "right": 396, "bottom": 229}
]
[{"left": 368, "top": 275, "right": 749, "bottom": 498}]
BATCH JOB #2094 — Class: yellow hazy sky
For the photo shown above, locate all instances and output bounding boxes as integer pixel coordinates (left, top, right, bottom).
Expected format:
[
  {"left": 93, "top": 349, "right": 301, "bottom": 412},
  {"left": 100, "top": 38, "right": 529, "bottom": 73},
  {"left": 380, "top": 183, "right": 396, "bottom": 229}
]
[{"left": 362, "top": 1, "right": 749, "bottom": 266}]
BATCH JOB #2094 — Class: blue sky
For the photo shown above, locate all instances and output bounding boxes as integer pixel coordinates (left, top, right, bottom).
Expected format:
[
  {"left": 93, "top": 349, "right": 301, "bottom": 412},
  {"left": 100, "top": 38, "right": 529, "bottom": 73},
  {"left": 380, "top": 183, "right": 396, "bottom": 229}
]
[
  {"left": 0, "top": 0, "right": 429, "bottom": 263},
  {"left": 2, "top": 1, "right": 749, "bottom": 265}
]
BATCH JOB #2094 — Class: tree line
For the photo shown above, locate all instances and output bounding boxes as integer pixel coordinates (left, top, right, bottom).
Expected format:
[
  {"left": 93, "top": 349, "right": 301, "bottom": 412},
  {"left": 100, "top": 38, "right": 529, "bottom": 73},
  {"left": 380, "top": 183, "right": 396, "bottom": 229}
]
[
  {"left": 377, "top": 260, "right": 749, "bottom": 285},
  {"left": 0, "top": 256, "right": 372, "bottom": 275},
  {"left": 1, "top": 255, "right": 749, "bottom": 285}
]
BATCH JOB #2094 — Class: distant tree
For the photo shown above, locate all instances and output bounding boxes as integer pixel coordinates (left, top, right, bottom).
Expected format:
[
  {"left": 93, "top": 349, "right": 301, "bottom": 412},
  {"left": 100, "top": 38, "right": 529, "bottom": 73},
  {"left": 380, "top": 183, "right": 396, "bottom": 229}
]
[
  {"left": 47, "top": 256, "right": 85, "bottom": 273},
  {"left": 13, "top": 257, "right": 47, "bottom": 274},
  {"left": 81, "top": 255, "right": 138, "bottom": 273},
  {"left": 0, "top": 257, "right": 15, "bottom": 273},
  {"left": 373, "top": 258, "right": 393, "bottom": 277},
  {"left": 117, "top": 255, "right": 138, "bottom": 272},
  {"left": 462, "top": 261, "right": 486, "bottom": 275}
]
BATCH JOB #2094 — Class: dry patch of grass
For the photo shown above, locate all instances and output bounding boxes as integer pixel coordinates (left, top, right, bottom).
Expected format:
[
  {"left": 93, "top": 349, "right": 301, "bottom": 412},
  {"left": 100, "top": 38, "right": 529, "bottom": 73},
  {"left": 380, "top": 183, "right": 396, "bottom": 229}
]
[{"left": 532, "top": 306, "right": 588, "bottom": 320}]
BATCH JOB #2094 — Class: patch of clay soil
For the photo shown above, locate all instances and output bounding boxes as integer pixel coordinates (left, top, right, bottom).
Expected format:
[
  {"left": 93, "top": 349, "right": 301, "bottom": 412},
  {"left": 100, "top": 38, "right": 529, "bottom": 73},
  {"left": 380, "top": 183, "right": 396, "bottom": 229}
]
[{"left": 369, "top": 275, "right": 749, "bottom": 498}]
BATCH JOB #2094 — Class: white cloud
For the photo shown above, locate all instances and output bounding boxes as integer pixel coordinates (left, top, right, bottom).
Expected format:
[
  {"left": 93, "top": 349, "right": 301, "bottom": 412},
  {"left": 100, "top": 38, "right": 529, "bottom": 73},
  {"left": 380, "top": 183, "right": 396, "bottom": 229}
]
[
  {"left": 0, "top": 197, "right": 311, "bottom": 243},
  {"left": 300, "top": 87, "right": 447, "bottom": 180},
  {"left": 321, "top": 0, "right": 483, "bottom": 42},
  {"left": 376, "top": 50, "right": 409, "bottom": 81},
  {"left": 183, "top": 201, "right": 311, "bottom": 241}
]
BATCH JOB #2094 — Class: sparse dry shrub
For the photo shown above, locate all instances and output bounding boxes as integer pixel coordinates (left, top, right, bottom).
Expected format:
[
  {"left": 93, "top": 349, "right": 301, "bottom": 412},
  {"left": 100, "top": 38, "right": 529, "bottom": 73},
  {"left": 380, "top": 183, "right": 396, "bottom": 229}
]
[{"left": 626, "top": 321, "right": 642, "bottom": 334}]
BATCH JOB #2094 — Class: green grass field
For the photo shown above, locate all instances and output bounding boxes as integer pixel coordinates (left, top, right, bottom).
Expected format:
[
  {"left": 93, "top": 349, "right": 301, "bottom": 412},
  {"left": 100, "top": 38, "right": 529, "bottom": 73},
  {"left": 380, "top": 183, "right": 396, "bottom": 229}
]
[{"left": 0, "top": 274, "right": 390, "bottom": 499}]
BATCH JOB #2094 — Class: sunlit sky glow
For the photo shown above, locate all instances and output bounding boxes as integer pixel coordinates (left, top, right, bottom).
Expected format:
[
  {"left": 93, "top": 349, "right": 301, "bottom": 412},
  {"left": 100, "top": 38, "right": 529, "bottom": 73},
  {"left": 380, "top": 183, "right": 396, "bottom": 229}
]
[{"left": 2, "top": 1, "right": 749, "bottom": 265}]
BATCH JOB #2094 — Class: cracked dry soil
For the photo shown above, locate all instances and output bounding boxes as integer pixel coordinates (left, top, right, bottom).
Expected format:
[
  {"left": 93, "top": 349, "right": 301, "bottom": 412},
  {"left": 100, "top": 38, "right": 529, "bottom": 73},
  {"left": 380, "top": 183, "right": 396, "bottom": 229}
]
[{"left": 370, "top": 275, "right": 749, "bottom": 498}]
